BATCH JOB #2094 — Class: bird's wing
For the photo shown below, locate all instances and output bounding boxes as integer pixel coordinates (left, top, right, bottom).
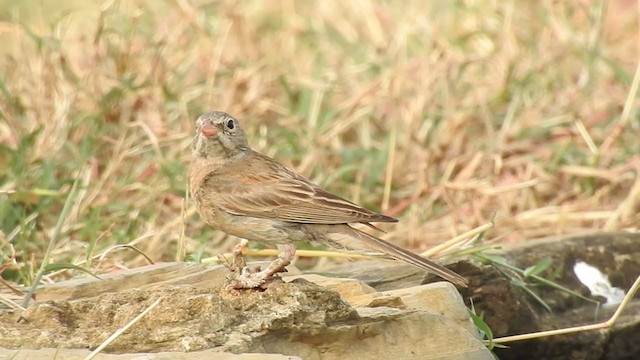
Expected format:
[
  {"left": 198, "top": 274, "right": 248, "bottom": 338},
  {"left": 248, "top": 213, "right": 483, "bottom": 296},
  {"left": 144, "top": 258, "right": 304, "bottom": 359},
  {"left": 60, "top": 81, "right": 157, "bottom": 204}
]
[{"left": 206, "top": 154, "right": 397, "bottom": 225}]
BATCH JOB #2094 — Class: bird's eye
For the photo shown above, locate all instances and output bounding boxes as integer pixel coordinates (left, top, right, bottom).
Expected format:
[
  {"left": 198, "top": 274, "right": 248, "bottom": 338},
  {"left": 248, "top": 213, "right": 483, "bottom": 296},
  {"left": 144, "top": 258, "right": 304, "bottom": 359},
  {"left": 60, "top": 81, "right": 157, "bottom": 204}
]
[{"left": 226, "top": 119, "right": 235, "bottom": 130}]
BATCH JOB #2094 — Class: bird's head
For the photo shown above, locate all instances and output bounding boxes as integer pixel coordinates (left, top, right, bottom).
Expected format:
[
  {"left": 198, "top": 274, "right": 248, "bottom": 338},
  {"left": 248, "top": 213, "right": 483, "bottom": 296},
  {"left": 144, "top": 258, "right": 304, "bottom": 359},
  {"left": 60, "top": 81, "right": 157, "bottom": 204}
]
[{"left": 193, "top": 111, "right": 250, "bottom": 159}]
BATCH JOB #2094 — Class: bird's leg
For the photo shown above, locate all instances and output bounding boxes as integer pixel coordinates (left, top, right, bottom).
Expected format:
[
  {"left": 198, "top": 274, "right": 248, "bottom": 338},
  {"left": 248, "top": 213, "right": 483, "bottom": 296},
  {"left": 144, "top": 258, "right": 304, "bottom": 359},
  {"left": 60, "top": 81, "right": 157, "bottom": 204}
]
[
  {"left": 258, "top": 243, "right": 295, "bottom": 278},
  {"left": 227, "top": 243, "right": 296, "bottom": 290},
  {"left": 230, "top": 242, "right": 247, "bottom": 271},
  {"left": 218, "top": 242, "right": 248, "bottom": 273}
]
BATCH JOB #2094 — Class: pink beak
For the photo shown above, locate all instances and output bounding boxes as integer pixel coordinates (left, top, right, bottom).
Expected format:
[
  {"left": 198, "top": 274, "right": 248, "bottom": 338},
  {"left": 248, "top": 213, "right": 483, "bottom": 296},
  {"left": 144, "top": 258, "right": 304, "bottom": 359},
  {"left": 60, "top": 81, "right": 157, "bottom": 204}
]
[{"left": 201, "top": 123, "right": 218, "bottom": 138}]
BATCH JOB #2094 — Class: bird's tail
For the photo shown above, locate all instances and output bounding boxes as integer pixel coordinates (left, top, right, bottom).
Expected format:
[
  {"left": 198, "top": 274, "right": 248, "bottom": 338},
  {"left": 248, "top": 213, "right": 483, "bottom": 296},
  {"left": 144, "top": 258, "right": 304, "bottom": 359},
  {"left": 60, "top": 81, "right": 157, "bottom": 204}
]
[{"left": 344, "top": 226, "right": 469, "bottom": 287}]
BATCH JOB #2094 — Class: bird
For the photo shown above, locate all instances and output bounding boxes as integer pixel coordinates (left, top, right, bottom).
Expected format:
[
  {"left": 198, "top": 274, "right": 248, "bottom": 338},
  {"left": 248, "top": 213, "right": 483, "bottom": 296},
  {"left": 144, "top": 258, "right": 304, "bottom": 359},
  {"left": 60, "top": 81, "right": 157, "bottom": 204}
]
[{"left": 189, "top": 111, "right": 468, "bottom": 289}]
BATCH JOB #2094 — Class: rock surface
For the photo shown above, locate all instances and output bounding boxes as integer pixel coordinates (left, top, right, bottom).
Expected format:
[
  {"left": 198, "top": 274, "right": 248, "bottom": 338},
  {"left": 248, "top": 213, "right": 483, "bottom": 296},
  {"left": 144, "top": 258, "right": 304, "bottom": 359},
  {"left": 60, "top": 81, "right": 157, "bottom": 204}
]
[
  {"left": 0, "top": 348, "right": 299, "bottom": 360},
  {"left": 0, "top": 266, "right": 490, "bottom": 360}
]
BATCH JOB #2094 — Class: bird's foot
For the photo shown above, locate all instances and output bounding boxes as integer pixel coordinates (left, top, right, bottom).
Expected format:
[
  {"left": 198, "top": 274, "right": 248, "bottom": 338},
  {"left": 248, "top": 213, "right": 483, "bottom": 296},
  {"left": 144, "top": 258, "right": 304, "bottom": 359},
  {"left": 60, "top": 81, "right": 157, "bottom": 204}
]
[
  {"left": 226, "top": 266, "right": 284, "bottom": 290},
  {"left": 223, "top": 243, "right": 295, "bottom": 290}
]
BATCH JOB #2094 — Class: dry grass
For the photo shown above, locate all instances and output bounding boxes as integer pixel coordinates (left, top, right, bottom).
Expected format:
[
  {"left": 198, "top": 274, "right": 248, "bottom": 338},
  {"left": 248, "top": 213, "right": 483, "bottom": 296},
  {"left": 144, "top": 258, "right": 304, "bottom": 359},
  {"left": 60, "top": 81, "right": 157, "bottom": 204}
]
[{"left": 0, "top": 0, "right": 639, "bottom": 285}]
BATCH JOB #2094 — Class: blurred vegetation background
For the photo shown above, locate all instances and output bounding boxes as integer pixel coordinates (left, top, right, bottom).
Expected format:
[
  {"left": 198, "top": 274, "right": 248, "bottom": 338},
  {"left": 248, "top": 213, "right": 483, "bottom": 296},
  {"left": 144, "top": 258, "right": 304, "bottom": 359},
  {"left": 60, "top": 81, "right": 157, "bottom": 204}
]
[{"left": 1, "top": 1, "right": 639, "bottom": 285}]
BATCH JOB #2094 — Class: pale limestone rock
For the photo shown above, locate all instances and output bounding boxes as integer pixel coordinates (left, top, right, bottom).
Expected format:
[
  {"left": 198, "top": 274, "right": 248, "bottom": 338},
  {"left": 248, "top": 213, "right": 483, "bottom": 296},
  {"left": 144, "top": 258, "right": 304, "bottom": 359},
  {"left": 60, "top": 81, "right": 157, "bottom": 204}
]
[
  {"left": 0, "top": 262, "right": 491, "bottom": 359},
  {"left": 0, "top": 347, "right": 301, "bottom": 360}
]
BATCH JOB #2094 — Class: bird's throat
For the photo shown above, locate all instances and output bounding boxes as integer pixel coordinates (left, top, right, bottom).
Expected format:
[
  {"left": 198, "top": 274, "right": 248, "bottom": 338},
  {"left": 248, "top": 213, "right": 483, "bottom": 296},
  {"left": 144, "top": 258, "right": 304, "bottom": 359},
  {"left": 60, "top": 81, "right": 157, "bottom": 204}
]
[{"left": 194, "top": 135, "right": 249, "bottom": 164}]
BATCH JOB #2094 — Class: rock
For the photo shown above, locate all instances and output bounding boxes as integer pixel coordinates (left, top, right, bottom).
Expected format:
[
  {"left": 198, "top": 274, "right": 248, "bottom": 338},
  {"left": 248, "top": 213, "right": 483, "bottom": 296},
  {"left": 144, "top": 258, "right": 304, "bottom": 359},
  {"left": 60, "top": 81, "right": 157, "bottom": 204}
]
[
  {"left": 31, "top": 262, "right": 301, "bottom": 302},
  {"left": 352, "top": 307, "right": 488, "bottom": 360},
  {"left": 283, "top": 273, "right": 377, "bottom": 301},
  {"left": 1, "top": 280, "right": 357, "bottom": 353},
  {"left": 320, "top": 259, "right": 537, "bottom": 336},
  {"left": 286, "top": 274, "right": 477, "bottom": 337},
  {"left": 319, "top": 259, "right": 475, "bottom": 292},
  {"left": 0, "top": 347, "right": 300, "bottom": 360},
  {"left": 319, "top": 260, "right": 432, "bottom": 291},
  {"left": 0, "top": 274, "right": 491, "bottom": 359},
  {"left": 353, "top": 282, "right": 477, "bottom": 337}
]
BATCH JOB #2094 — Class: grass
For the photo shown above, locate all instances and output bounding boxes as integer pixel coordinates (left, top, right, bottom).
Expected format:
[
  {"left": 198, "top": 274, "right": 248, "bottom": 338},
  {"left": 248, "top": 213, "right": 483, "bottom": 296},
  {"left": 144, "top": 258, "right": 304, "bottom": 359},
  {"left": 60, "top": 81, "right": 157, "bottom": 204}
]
[{"left": 0, "top": 0, "right": 639, "bottom": 288}]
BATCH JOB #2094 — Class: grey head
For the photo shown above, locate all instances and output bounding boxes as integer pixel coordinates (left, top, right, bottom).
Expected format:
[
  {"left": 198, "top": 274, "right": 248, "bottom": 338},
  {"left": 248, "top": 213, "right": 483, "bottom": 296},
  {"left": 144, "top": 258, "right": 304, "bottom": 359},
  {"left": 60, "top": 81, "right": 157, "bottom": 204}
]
[{"left": 192, "top": 111, "right": 251, "bottom": 160}]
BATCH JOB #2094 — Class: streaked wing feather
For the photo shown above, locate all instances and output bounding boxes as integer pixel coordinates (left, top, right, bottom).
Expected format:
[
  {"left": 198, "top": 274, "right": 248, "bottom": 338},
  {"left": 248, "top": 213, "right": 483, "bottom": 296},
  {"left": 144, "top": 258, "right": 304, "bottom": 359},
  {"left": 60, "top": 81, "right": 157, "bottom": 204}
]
[{"left": 215, "top": 167, "right": 396, "bottom": 224}]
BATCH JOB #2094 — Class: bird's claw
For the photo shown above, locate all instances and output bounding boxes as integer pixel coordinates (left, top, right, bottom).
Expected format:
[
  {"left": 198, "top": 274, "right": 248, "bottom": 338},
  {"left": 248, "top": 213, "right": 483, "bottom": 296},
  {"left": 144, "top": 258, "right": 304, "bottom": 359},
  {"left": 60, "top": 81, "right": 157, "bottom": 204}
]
[
  {"left": 221, "top": 242, "right": 289, "bottom": 290},
  {"left": 225, "top": 266, "right": 284, "bottom": 290}
]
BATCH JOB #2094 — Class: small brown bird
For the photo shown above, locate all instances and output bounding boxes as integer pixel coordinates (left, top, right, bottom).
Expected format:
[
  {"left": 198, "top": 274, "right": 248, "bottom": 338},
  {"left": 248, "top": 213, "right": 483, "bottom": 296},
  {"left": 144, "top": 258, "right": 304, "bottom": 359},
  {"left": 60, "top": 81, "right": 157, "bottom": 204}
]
[{"left": 190, "top": 111, "right": 468, "bottom": 289}]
